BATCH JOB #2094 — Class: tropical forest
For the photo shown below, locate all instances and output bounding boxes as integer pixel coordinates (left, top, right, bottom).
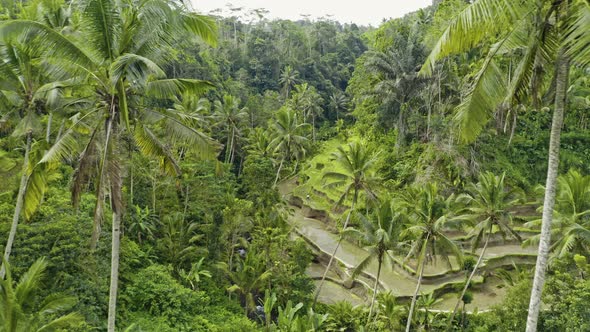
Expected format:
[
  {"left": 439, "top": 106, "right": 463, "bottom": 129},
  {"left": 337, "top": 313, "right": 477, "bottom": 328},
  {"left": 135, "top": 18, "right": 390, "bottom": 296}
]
[{"left": 0, "top": 0, "right": 589, "bottom": 330}]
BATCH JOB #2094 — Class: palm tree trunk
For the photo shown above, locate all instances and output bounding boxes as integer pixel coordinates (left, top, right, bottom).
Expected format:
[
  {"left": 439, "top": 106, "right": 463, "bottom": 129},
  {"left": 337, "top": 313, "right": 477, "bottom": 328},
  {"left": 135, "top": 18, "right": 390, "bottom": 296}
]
[
  {"left": 0, "top": 131, "right": 32, "bottom": 279},
  {"left": 273, "top": 158, "right": 284, "bottom": 187},
  {"left": 313, "top": 194, "right": 357, "bottom": 307},
  {"left": 46, "top": 111, "right": 52, "bottom": 143},
  {"left": 448, "top": 231, "right": 491, "bottom": 329},
  {"left": 107, "top": 131, "right": 123, "bottom": 332},
  {"left": 368, "top": 256, "right": 383, "bottom": 324},
  {"left": 406, "top": 236, "right": 429, "bottom": 332},
  {"left": 526, "top": 48, "right": 569, "bottom": 332}
]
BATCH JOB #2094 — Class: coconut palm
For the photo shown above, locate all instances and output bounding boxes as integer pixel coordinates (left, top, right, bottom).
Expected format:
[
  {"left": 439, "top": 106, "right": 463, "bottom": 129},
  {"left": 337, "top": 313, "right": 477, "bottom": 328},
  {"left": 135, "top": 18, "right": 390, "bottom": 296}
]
[
  {"left": 213, "top": 95, "right": 249, "bottom": 164},
  {"left": 1, "top": 1, "right": 218, "bottom": 330},
  {"left": 448, "top": 172, "right": 523, "bottom": 327},
  {"left": 0, "top": 36, "right": 69, "bottom": 278},
  {"left": 222, "top": 249, "right": 272, "bottom": 316},
  {"left": 313, "top": 140, "right": 381, "bottom": 307},
  {"left": 420, "top": 1, "right": 590, "bottom": 327},
  {"left": 524, "top": 170, "right": 590, "bottom": 258},
  {"left": 329, "top": 91, "right": 349, "bottom": 120},
  {"left": 342, "top": 199, "right": 403, "bottom": 323},
  {"left": 279, "top": 65, "right": 299, "bottom": 99},
  {"left": 0, "top": 257, "right": 84, "bottom": 331},
  {"left": 289, "top": 83, "right": 323, "bottom": 141},
  {"left": 269, "top": 108, "right": 310, "bottom": 186},
  {"left": 400, "top": 183, "right": 462, "bottom": 332}
]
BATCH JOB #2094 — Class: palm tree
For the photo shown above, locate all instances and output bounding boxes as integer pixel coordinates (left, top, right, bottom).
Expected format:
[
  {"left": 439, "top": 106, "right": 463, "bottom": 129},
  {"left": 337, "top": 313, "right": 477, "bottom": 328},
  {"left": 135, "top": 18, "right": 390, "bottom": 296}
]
[
  {"left": 157, "top": 212, "right": 207, "bottom": 269},
  {"left": 448, "top": 172, "right": 523, "bottom": 326},
  {"left": 364, "top": 21, "right": 425, "bottom": 148},
  {"left": 313, "top": 140, "right": 381, "bottom": 307},
  {"left": 127, "top": 205, "right": 156, "bottom": 244},
  {"left": 0, "top": 37, "right": 66, "bottom": 278},
  {"left": 269, "top": 108, "right": 310, "bottom": 186},
  {"left": 222, "top": 250, "right": 272, "bottom": 316},
  {"left": 524, "top": 170, "right": 590, "bottom": 258},
  {"left": 374, "top": 291, "right": 405, "bottom": 331},
  {"left": 1, "top": 2, "right": 218, "bottom": 330},
  {"left": 342, "top": 199, "right": 403, "bottom": 323},
  {"left": 279, "top": 65, "right": 299, "bottom": 99},
  {"left": 213, "top": 95, "right": 249, "bottom": 164},
  {"left": 179, "top": 257, "right": 212, "bottom": 291},
  {"left": 289, "top": 83, "right": 324, "bottom": 141},
  {"left": 400, "top": 183, "right": 462, "bottom": 332},
  {"left": 420, "top": 1, "right": 590, "bottom": 327},
  {"left": 0, "top": 257, "right": 84, "bottom": 331},
  {"left": 329, "top": 91, "right": 349, "bottom": 120}
]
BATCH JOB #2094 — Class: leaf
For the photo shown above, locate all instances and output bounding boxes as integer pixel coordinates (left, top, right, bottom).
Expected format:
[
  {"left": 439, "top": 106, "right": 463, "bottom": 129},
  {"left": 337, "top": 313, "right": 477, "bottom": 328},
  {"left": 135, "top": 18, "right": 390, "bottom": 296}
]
[
  {"left": 181, "top": 13, "right": 218, "bottom": 47},
  {"left": 134, "top": 124, "right": 181, "bottom": 176},
  {"left": 420, "top": 0, "right": 528, "bottom": 76},
  {"left": 146, "top": 79, "right": 214, "bottom": 99}
]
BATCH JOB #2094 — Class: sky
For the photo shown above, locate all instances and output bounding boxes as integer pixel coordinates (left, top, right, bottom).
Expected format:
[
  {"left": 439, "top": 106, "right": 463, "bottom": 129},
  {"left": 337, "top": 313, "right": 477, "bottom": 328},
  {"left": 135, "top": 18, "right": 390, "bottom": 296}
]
[{"left": 191, "top": 0, "right": 432, "bottom": 26}]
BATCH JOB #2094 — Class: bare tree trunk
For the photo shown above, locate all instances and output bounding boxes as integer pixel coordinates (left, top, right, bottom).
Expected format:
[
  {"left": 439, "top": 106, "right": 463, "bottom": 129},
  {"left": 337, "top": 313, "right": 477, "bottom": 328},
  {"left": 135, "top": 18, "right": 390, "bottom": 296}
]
[
  {"left": 0, "top": 131, "right": 32, "bottom": 278},
  {"left": 368, "top": 257, "right": 383, "bottom": 324},
  {"left": 313, "top": 195, "right": 357, "bottom": 307},
  {"left": 448, "top": 231, "right": 490, "bottom": 328},
  {"left": 406, "top": 237, "right": 429, "bottom": 332},
  {"left": 107, "top": 130, "right": 123, "bottom": 332},
  {"left": 46, "top": 112, "right": 52, "bottom": 143},
  {"left": 526, "top": 49, "right": 569, "bottom": 332}
]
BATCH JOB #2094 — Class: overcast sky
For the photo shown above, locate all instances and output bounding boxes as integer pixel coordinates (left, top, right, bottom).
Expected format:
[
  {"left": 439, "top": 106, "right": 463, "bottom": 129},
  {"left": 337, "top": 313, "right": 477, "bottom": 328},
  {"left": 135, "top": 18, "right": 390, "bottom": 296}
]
[{"left": 191, "top": 0, "right": 432, "bottom": 26}]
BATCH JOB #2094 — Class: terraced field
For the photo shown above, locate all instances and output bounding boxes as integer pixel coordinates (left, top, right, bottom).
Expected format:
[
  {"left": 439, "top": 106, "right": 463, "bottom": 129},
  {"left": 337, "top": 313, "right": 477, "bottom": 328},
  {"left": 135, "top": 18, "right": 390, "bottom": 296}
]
[{"left": 279, "top": 177, "right": 538, "bottom": 311}]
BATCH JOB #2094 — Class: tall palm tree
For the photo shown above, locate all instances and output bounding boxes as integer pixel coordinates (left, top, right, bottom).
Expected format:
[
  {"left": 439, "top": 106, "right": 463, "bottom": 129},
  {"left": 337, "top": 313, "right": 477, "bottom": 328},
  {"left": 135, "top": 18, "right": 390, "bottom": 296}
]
[
  {"left": 0, "top": 257, "right": 84, "bottom": 331},
  {"left": 0, "top": 37, "right": 67, "bottom": 278},
  {"left": 524, "top": 170, "right": 590, "bottom": 258},
  {"left": 279, "top": 65, "right": 299, "bottom": 99},
  {"left": 1, "top": 2, "right": 218, "bottom": 330},
  {"left": 313, "top": 140, "right": 381, "bottom": 307},
  {"left": 289, "top": 83, "right": 323, "bottom": 141},
  {"left": 400, "top": 183, "right": 462, "bottom": 332},
  {"left": 421, "top": 1, "right": 590, "bottom": 329},
  {"left": 213, "top": 95, "right": 249, "bottom": 164},
  {"left": 364, "top": 21, "right": 425, "bottom": 148},
  {"left": 269, "top": 108, "right": 310, "bottom": 186},
  {"left": 343, "top": 199, "right": 403, "bottom": 324},
  {"left": 448, "top": 172, "right": 523, "bottom": 326}
]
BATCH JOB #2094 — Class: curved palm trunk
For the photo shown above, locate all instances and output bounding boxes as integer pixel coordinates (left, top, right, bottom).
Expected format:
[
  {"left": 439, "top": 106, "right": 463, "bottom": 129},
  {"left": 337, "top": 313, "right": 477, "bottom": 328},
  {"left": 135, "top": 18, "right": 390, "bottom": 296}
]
[
  {"left": 368, "top": 255, "right": 383, "bottom": 325},
  {"left": 0, "top": 131, "right": 32, "bottom": 279},
  {"left": 273, "top": 158, "right": 284, "bottom": 187},
  {"left": 312, "top": 195, "right": 357, "bottom": 307},
  {"left": 526, "top": 49, "right": 569, "bottom": 332},
  {"left": 406, "top": 236, "right": 429, "bottom": 332},
  {"left": 448, "top": 231, "right": 491, "bottom": 329}
]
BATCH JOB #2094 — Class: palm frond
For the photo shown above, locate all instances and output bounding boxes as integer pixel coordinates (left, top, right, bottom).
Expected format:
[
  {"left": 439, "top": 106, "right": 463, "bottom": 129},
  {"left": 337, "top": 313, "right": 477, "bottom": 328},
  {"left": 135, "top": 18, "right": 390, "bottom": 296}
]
[
  {"left": 180, "top": 13, "right": 218, "bottom": 47},
  {"left": 109, "top": 53, "right": 165, "bottom": 86},
  {"left": 454, "top": 58, "right": 506, "bottom": 142},
  {"left": 14, "top": 257, "right": 47, "bottom": 307},
  {"left": 79, "top": 0, "right": 119, "bottom": 61},
  {"left": 420, "top": 0, "right": 528, "bottom": 75},
  {"left": 0, "top": 20, "right": 94, "bottom": 67},
  {"left": 146, "top": 79, "right": 214, "bottom": 99},
  {"left": 134, "top": 124, "right": 180, "bottom": 176},
  {"left": 565, "top": 0, "right": 590, "bottom": 66},
  {"left": 36, "top": 312, "right": 84, "bottom": 332}
]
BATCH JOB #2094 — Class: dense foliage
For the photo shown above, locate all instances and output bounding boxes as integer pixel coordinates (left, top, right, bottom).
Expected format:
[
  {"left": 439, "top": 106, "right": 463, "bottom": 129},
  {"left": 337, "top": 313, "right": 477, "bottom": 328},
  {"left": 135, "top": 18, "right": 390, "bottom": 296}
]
[{"left": 0, "top": 0, "right": 588, "bottom": 331}]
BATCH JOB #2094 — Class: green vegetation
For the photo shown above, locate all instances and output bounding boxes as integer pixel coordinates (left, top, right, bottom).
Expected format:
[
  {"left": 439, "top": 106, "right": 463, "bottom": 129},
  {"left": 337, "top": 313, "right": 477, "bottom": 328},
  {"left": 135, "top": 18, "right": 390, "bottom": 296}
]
[{"left": 0, "top": 0, "right": 588, "bottom": 331}]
